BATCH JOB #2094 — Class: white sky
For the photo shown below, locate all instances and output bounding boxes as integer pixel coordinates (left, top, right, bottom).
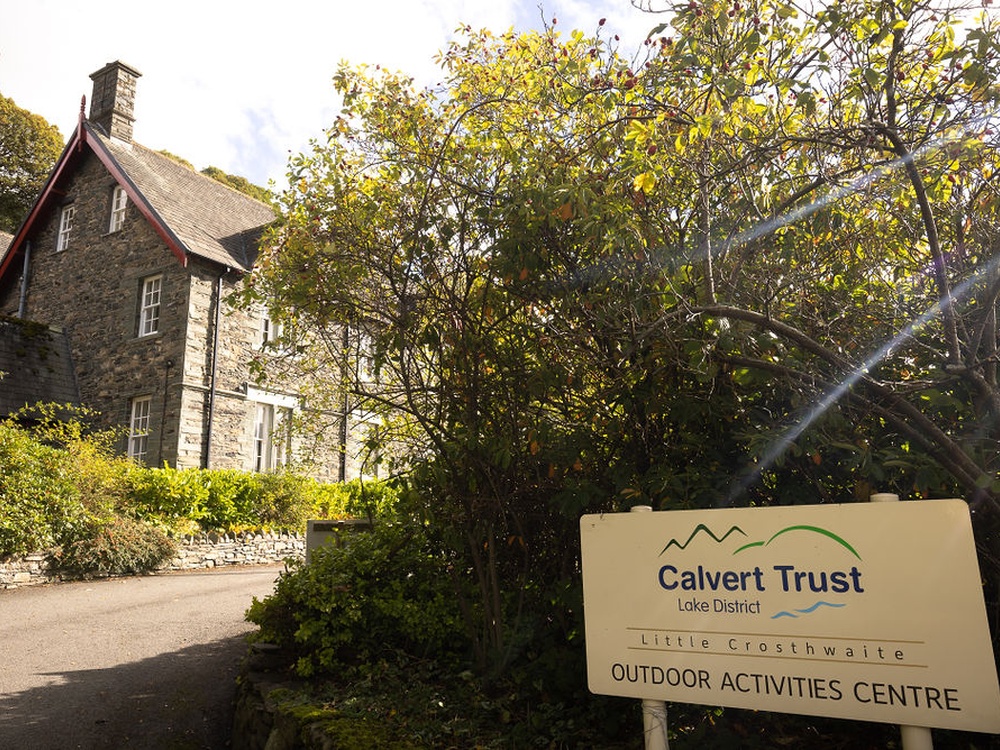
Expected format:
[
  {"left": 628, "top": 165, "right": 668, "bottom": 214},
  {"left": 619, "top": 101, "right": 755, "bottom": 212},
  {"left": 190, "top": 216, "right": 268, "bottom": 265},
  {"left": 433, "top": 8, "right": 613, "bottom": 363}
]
[{"left": 0, "top": 0, "right": 660, "bottom": 190}]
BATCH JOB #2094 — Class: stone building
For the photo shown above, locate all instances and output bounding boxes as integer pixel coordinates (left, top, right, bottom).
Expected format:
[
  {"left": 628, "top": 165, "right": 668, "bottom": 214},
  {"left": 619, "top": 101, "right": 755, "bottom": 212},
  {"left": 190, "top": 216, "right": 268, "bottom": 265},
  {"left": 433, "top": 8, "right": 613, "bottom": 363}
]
[{"left": 0, "top": 62, "right": 356, "bottom": 480}]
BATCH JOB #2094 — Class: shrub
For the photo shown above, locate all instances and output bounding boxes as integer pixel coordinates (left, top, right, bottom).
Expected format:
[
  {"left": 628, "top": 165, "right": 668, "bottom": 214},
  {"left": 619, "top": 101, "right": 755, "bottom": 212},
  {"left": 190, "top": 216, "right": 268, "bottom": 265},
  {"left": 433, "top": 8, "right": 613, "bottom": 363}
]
[
  {"left": 254, "top": 471, "right": 317, "bottom": 530},
  {"left": 201, "top": 469, "right": 261, "bottom": 530},
  {"left": 126, "top": 466, "right": 211, "bottom": 527},
  {"left": 50, "top": 515, "right": 177, "bottom": 577},
  {"left": 247, "top": 519, "right": 470, "bottom": 676},
  {"left": 325, "top": 478, "right": 399, "bottom": 520},
  {"left": 0, "top": 422, "right": 87, "bottom": 556}
]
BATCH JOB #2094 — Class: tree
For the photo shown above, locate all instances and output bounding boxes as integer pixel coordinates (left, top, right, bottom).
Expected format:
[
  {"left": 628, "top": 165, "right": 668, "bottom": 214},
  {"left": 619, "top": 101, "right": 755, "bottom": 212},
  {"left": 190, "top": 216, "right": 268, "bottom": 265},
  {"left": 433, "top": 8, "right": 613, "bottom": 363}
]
[
  {"left": 623, "top": 0, "right": 1000, "bottom": 639},
  {"left": 625, "top": 0, "right": 1000, "bottom": 517},
  {"left": 0, "top": 94, "right": 63, "bottom": 233},
  {"left": 157, "top": 151, "right": 272, "bottom": 203},
  {"left": 250, "top": 0, "right": 1000, "bottom": 680},
  {"left": 200, "top": 166, "right": 272, "bottom": 203}
]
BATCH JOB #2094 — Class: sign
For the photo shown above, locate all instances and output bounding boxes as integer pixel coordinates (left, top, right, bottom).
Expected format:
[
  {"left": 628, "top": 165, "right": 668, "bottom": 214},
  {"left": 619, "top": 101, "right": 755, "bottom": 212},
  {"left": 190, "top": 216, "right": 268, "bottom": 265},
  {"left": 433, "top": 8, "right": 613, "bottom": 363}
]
[{"left": 580, "top": 501, "right": 1000, "bottom": 732}]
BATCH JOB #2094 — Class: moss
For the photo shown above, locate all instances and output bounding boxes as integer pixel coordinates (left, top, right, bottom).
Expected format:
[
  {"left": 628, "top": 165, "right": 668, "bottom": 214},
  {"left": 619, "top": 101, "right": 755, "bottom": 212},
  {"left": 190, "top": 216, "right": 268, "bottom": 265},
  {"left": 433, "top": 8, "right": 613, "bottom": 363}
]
[
  {"left": 270, "top": 688, "right": 426, "bottom": 749},
  {"left": 1, "top": 315, "right": 51, "bottom": 340},
  {"left": 319, "top": 717, "right": 425, "bottom": 749}
]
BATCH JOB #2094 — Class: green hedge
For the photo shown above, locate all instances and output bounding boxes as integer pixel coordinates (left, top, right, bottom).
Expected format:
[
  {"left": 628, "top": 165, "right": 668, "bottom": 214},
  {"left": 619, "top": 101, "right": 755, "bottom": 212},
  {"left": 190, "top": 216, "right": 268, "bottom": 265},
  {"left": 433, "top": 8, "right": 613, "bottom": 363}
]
[
  {"left": 0, "top": 416, "right": 396, "bottom": 576},
  {"left": 0, "top": 422, "right": 88, "bottom": 555},
  {"left": 125, "top": 467, "right": 396, "bottom": 533}
]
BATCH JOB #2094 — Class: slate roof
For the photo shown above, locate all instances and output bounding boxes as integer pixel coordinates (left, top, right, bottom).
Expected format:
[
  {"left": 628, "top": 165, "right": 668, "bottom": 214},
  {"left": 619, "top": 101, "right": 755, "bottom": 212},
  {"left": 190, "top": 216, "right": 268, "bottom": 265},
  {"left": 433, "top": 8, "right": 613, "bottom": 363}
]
[
  {"left": 87, "top": 124, "right": 275, "bottom": 272},
  {"left": 0, "top": 121, "right": 276, "bottom": 285},
  {"left": 0, "top": 121, "right": 273, "bottom": 415},
  {"left": 0, "top": 318, "right": 79, "bottom": 417}
]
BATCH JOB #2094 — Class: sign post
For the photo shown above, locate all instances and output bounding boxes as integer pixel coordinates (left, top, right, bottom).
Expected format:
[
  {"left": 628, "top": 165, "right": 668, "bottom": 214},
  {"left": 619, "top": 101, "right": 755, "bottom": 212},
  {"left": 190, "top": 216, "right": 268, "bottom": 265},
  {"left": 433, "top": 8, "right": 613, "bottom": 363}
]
[
  {"left": 631, "top": 505, "right": 670, "bottom": 750},
  {"left": 581, "top": 500, "right": 1000, "bottom": 739},
  {"left": 869, "top": 493, "right": 933, "bottom": 750}
]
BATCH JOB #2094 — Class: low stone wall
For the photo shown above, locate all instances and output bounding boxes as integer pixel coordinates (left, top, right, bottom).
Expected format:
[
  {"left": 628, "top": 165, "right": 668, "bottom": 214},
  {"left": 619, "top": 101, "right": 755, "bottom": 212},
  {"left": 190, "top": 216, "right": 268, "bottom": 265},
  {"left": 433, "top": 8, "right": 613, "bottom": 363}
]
[
  {"left": 167, "top": 531, "right": 305, "bottom": 570},
  {"left": 0, "top": 531, "right": 305, "bottom": 589},
  {"left": 0, "top": 553, "right": 51, "bottom": 588},
  {"left": 232, "top": 647, "right": 342, "bottom": 750}
]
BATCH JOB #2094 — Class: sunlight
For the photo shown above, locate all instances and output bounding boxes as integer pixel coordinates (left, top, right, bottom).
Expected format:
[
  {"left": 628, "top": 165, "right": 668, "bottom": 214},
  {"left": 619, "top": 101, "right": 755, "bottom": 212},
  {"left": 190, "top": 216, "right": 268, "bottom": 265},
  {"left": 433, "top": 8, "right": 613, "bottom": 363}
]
[{"left": 720, "top": 124, "right": 1000, "bottom": 504}]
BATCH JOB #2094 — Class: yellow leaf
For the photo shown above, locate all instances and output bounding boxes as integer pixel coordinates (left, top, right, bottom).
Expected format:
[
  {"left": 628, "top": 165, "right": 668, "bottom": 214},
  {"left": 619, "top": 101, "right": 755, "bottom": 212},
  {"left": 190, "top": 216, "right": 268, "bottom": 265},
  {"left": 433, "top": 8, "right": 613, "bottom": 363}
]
[
  {"left": 625, "top": 119, "right": 650, "bottom": 143},
  {"left": 634, "top": 172, "right": 656, "bottom": 194}
]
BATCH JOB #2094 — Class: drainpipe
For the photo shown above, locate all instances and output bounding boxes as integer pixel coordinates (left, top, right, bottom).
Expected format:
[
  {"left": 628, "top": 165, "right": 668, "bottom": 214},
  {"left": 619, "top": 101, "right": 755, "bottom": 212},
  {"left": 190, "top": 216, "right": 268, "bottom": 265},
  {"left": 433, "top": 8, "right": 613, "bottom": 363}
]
[
  {"left": 17, "top": 241, "right": 32, "bottom": 318},
  {"left": 159, "top": 358, "right": 173, "bottom": 464},
  {"left": 204, "top": 269, "right": 226, "bottom": 468},
  {"left": 339, "top": 322, "right": 349, "bottom": 481}
]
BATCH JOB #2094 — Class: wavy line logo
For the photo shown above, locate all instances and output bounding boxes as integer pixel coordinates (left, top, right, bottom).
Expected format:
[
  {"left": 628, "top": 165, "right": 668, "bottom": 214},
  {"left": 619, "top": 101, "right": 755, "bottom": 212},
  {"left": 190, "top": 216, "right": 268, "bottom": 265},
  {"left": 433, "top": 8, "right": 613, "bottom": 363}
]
[{"left": 771, "top": 601, "right": 847, "bottom": 620}]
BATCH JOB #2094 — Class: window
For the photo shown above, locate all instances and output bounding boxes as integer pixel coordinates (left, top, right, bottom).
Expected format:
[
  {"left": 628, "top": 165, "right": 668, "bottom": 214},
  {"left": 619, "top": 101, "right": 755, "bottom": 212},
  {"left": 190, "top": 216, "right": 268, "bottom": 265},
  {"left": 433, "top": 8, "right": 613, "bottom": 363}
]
[
  {"left": 57, "top": 205, "right": 75, "bottom": 252},
  {"left": 257, "top": 307, "right": 284, "bottom": 350},
  {"left": 109, "top": 185, "right": 128, "bottom": 232},
  {"left": 252, "top": 403, "right": 290, "bottom": 472},
  {"left": 128, "top": 396, "right": 152, "bottom": 463},
  {"left": 138, "top": 275, "right": 162, "bottom": 336}
]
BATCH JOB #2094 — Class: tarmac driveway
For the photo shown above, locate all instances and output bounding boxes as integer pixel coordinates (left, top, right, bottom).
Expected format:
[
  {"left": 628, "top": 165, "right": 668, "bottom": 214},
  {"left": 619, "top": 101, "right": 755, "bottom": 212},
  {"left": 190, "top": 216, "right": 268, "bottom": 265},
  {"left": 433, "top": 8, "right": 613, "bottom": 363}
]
[{"left": 0, "top": 565, "right": 284, "bottom": 749}]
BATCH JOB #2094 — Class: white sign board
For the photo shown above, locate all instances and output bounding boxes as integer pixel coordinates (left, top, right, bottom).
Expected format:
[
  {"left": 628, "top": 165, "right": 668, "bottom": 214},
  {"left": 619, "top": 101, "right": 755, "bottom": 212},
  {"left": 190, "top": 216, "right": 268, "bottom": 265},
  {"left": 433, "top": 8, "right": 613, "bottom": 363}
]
[{"left": 580, "top": 500, "right": 1000, "bottom": 733}]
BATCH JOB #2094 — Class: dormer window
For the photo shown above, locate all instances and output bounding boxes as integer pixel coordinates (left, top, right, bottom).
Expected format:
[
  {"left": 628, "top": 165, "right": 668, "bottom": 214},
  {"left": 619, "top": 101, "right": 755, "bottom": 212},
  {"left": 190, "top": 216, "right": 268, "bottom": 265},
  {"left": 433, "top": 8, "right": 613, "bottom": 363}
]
[
  {"left": 56, "top": 205, "right": 75, "bottom": 252},
  {"left": 109, "top": 185, "right": 128, "bottom": 232}
]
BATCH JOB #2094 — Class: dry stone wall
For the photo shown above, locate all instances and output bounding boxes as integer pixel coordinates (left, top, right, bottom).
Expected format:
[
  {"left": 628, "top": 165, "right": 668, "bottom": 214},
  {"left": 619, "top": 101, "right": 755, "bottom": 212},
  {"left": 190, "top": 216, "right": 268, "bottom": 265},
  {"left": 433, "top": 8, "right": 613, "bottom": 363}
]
[
  {"left": 0, "top": 532, "right": 305, "bottom": 589},
  {"left": 168, "top": 531, "right": 304, "bottom": 570}
]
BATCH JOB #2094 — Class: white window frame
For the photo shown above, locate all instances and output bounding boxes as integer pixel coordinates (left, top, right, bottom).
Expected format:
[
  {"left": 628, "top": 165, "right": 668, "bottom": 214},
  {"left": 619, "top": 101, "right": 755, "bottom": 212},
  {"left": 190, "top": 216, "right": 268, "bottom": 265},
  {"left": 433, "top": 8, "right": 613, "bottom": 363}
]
[
  {"left": 128, "top": 395, "right": 152, "bottom": 463},
  {"left": 247, "top": 387, "right": 297, "bottom": 472},
  {"left": 253, "top": 403, "right": 292, "bottom": 472},
  {"left": 109, "top": 185, "right": 128, "bottom": 232},
  {"left": 57, "top": 205, "right": 75, "bottom": 252},
  {"left": 257, "top": 306, "right": 285, "bottom": 350},
  {"left": 138, "top": 275, "right": 162, "bottom": 337}
]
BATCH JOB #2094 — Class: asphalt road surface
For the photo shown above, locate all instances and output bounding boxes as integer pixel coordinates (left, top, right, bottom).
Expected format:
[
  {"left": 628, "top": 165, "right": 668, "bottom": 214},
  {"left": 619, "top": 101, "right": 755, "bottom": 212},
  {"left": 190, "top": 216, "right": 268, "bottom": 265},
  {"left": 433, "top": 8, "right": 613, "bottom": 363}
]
[{"left": 0, "top": 565, "right": 284, "bottom": 750}]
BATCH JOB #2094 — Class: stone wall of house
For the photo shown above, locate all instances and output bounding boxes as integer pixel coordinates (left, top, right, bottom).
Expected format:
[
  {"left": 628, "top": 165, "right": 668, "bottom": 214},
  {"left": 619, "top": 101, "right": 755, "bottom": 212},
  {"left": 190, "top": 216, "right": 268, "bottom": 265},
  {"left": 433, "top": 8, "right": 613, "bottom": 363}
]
[
  {"left": 176, "top": 258, "right": 362, "bottom": 481},
  {"left": 0, "top": 151, "right": 189, "bottom": 463},
  {"left": 172, "top": 259, "right": 248, "bottom": 470},
  {"left": 0, "top": 147, "right": 372, "bottom": 482},
  {"left": 0, "top": 532, "right": 305, "bottom": 589}
]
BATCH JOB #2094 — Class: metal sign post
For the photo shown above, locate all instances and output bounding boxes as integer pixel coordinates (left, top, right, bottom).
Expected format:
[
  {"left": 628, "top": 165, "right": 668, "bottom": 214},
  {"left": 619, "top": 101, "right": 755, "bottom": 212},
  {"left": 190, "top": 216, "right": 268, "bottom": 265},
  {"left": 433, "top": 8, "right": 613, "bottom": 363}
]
[
  {"left": 631, "top": 505, "right": 670, "bottom": 750},
  {"left": 870, "top": 493, "right": 934, "bottom": 750}
]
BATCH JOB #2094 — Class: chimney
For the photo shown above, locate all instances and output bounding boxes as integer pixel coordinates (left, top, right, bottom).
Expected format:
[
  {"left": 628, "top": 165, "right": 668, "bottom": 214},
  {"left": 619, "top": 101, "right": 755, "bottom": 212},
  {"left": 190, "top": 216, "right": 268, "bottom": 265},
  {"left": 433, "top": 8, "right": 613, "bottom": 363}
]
[{"left": 88, "top": 61, "right": 142, "bottom": 142}]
